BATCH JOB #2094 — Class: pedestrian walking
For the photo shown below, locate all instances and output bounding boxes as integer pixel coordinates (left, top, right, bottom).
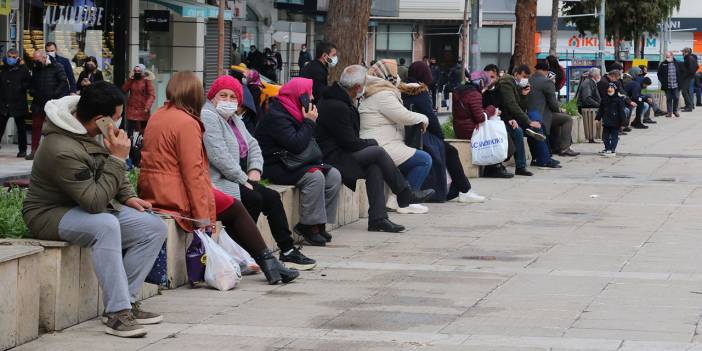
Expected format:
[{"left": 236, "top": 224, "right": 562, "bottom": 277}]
[
  {"left": 299, "top": 41, "right": 337, "bottom": 103},
  {"left": 28, "top": 49, "right": 69, "bottom": 159},
  {"left": 122, "top": 64, "right": 155, "bottom": 136},
  {"left": 0, "top": 48, "right": 31, "bottom": 158},
  {"left": 658, "top": 51, "right": 683, "bottom": 118}
]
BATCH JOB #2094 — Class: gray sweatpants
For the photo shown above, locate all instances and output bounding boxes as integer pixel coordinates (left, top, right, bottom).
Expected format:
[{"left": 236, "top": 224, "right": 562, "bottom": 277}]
[
  {"left": 296, "top": 168, "right": 342, "bottom": 225},
  {"left": 58, "top": 206, "right": 167, "bottom": 313}
]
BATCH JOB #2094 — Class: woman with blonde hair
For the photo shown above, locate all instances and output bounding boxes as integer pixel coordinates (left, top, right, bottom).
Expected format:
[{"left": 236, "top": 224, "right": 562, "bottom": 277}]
[{"left": 138, "top": 71, "right": 298, "bottom": 285}]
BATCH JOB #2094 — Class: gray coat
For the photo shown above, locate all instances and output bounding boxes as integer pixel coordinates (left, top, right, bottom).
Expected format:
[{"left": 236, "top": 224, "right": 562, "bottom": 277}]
[
  {"left": 527, "top": 72, "right": 560, "bottom": 132},
  {"left": 577, "top": 78, "right": 601, "bottom": 109},
  {"left": 202, "top": 101, "right": 264, "bottom": 200}
]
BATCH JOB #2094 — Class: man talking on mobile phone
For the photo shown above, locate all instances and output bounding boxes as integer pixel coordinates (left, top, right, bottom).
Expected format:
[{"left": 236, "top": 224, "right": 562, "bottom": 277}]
[{"left": 22, "top": 81, "right": 167, "bottom": 338}]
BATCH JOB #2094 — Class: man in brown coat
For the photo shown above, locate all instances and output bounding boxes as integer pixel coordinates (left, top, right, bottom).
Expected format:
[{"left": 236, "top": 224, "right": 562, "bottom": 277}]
[{"left": 23, "top": 82, "right": 166, "bottom": 338}]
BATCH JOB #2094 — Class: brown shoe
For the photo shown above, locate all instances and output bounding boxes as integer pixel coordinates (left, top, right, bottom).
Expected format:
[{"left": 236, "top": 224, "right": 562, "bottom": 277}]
[
  {"left": 103, "top": 309, "right": 147, "bottom": 338},
  {"left": 559, "top": 148, "right": 580, "bottom": 157},
  {"left": 674, "top": 111, "right": 681, "bottom": 118},
  {"left": 131, "top": 301, "right": 163, "bottom": 324},
  {"left": 666, "top": 113, "right": 673, "bottom": 118}
]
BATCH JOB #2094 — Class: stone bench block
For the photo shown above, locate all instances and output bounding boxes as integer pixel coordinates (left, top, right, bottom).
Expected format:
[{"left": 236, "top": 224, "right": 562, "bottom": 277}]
[
  {"left": 445, "top": 139, "right": 480, "bottom": 178},
  {"left": 0, "top": 245, "right": 43, "bottom": 350},
  {"left": 357, "top": 180, "right": 369, "bottom": 219}
]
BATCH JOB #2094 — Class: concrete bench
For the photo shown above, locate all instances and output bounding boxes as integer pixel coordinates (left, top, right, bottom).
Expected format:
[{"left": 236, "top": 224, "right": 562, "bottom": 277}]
[
  {"left": 444, "top": 139, "right": 480, "bottom": 178},
  {"left": 0, "top": 245, "right": 43, "bottom": 350},
  {"left": 0, "top": 239, "right": 158, "bottom": 332}
]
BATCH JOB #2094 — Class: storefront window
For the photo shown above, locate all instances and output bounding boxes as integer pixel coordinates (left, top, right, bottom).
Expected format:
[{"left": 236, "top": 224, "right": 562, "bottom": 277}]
[
  {"left": 22, "top": 0, "right": 120, "bottom": 82},
  {"left": 479, "top": 26, "right": 512, "bottom": 71},
  {"left": 375, "top": 24, "right": 413, "bottom": 64}
]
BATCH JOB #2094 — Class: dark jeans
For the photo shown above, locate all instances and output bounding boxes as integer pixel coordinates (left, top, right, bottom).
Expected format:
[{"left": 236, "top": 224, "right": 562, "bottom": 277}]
[
  {"left": 398, "top": 150, "right": 432, "bottom": 191},
  {"left": 127, "top": 120, "right": 148, "bottom": 136},
  {"left": 0, "top": 114, "right": 27, "bottom": 153},
  {"left": 526, "top": 127, "right": 552, "bottom": 165},
  {"left": 353, "top": 146, "right": 408, "bottom": 221},
  {"left": 549, "top": 112, "right": 574, "bottom": 153},
  {"left": 240, "top": 182, "right": 294, "bottom": 252},
  {"left": 681, "top": 77, "right": 693, "bottom": 109},
  {"left": 216, "top": 200, "right": 268, "bottom": 257},
  {"left": 30, "top": 110, "right": 46, "bottom": 153},
  {"left": 602, "top": 126, "right": 619, "bottom": 152},
  {"left": 665, "top": 88, "right": 680, "bottom": 113},
  {"left": 696, "top": 83, "right": 702, "bottom": 105},
  {"left": 507, "top": 126, "right": 527, "bottom": 169},
  {"left": 444, "top": 142, "right": 471, "bottom": 200}
]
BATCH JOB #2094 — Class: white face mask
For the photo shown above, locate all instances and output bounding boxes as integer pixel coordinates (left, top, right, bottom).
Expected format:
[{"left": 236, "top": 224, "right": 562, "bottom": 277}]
[
  {"left": 518, "top": 78, "right": 530, "bottom": 88},
  {"left": 216, "top": 101, "right": 238, "bottom": 118},
  {"left": 356, "top": 85, "right": 366, "bottom": 99},
  {"left": 47, "top": 51, "right": 56, "bottom": 58},
  {"left": 329, "top": 55, "right": 339, "bottom": 67},
  {"left": 666, "top": 57, "right": 673, "bottom": 62},
  {"left": 114, "top": 117, "right": 122, "bottom": 129}
]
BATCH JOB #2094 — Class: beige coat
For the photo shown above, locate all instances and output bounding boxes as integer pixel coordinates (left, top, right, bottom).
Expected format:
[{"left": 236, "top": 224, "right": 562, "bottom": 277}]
[{"left": 358, "top": 76, "right": 428, "bottom": 166}]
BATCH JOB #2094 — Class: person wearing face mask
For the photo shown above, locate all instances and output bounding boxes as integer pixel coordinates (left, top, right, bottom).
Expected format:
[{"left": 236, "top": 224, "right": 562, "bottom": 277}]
[
  {"left": 256, "top": 77, "right": 342, "bottom": 246},
  {"left": 28, "top": 49, "right": 69, "bottom": 160},
  {"left": 271, "top": 44, "right": 283, "bottom": 82},
  {"left": 0, "top": 48, "right": 31, "bottom": 158},
  {"left": 45, "top": 42, "right": 77, "bottom": 94},
  {"left": 359, "top": 59, "right": 434, "bottom": 214},
  {"left": 77, "top": 56, "right": 104, "bottom": 94},
  {"left": 597, "top": 83, "right": 628, "bottom": 157},
  {"left": 122, "top": 64, "right": 155, "bottom": 136},
  {"left": 493, "top": 64, "right": 547, "bottom": 177},
  {"left": 300, "top": 41, "right": 338, "bottom": 103},
  {"left": 201, "top": 75, "right": 317, "bottom": 270},
  {"left": 658, "top": 51, "right": 683, "bottom": 118},
  {"left": 316, "top": 65, "right": 434, "bottom": 232},
  {"left": 23, "top": 82, "right": 167, "bottom": 338},
  {"left": 298, "top": 43, "right": 312, "bottom": 70},
  {"left": 429, "top": 58, "right": 441, "bottom": 109}
]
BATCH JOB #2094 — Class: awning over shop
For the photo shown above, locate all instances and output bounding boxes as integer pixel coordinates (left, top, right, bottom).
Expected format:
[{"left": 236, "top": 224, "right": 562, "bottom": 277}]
[{"left": 148, "top": 0, "right": 232, "bottom": 20}]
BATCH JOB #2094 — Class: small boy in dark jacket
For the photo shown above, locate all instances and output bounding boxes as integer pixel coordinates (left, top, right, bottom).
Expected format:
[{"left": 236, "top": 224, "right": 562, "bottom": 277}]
[{"left": 597, "top": 83, "right": 628, "bottom": 157}]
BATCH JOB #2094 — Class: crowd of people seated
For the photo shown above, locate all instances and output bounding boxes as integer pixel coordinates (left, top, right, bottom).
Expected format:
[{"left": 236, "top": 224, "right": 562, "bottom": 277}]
[{"left": 18, "top": 41, "right": 691, "bottom": 338}]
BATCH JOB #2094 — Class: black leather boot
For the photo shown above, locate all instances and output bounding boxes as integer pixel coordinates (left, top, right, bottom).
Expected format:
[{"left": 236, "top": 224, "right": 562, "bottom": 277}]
[{"left": 255, "top": 249, "right": 299, "bottom": 284}]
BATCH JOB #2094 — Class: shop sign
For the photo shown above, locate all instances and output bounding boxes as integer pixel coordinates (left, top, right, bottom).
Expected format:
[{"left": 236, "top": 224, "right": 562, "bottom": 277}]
[
  {"left": 144, "top": 10, "right": 170, "bottom": 32},
  {"left": 43, "top": 5, "right": 104, "bottom": 27}
]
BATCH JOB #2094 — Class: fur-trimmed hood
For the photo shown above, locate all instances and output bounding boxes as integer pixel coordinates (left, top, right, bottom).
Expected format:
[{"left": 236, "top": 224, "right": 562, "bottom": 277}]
[
  {"left": 128, "top": 69, "right": 155, "bottom": 80},
  {"left": 398, "top": 82, "right": 428, "bottom": 96}
]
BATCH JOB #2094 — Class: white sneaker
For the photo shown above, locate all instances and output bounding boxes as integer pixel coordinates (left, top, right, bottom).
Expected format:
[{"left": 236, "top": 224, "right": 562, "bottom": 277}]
[
  {"left": 457, "top": 190, "right": 486, "bottom": 203},
  {"left": 385, "top": 194, "right": 398, "bottom": 212},
  {"left": 602, "top": 150, "right": 616, "bottom": 157},
  {"left": 397, "top": 203, "right": 429, "bottom": 214}
]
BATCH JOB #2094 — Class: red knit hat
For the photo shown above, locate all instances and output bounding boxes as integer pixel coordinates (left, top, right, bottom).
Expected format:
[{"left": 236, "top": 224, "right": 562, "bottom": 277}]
[{"left": 207, "top": 75, "right": 243, "bottom": 103}]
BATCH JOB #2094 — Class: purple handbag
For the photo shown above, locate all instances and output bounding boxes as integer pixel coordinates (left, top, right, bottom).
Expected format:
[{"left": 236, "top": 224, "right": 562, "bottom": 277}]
[{"left": 186, "top": 231, "right": 207, "bottom": 286}]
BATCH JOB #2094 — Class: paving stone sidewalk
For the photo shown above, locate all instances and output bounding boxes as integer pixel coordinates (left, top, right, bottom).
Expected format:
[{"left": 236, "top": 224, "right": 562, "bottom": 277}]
[{"left": 16, "top": 111, "right": 702, "bottom": 351}]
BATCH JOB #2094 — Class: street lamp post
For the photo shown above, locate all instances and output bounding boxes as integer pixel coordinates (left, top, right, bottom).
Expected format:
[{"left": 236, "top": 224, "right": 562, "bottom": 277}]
[
  {"left": 469, "top": 0, "right": 481, "bottom": 73},
  {"left": 598, "top": 0, "right": 605, "bottom": 73}
]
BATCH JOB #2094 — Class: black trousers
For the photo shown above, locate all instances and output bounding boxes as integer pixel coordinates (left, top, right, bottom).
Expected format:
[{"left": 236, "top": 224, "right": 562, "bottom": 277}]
[
  {"left": 444, "top": 142, "right": 471, "bottom": 200},
  {"left": 681, "top": 77, "right": 694, "bottom": 109},
  {"left": 126, "top": 120, "right": 148, "bottom": 136},
  {"left": 240, "top": 182, "right": 295, "bottom": 252},
  {"left": 216, "top": 200, "right": 268, "bottom": 257},
  {"left": 0, "top": 114, "right": 27, "bottom": 153},
  {"left": 352, "top": 146, "right": 408, "bottom": 221}
]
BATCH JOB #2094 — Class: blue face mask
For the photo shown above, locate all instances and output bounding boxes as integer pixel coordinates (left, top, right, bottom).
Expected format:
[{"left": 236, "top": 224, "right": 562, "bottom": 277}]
[{"left": 5, "top": 57, "right": 18, "bottom": 66}]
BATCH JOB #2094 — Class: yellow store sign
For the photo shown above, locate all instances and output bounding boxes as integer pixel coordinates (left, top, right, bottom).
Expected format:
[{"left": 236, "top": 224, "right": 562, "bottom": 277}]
[{"left": 0, "top": 0, "right": 9, "bottom": 16}]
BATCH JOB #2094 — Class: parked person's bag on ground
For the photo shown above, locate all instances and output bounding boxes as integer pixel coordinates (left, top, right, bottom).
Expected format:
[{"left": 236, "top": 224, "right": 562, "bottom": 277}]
[
  {"left": 217, "top": 229, "right": 260, "bottom": 274},
  {"left": 144, "top": 242, "right": 168, "bottom": 286},
  {"left": 196, "top": 230, "right": 242, "bottom": 291},
  {"left": 186, "top": 230, "right": 207, "bottom": 286},
  {"left": 471, "top": 116, "right": 508, "bottom": 165}
]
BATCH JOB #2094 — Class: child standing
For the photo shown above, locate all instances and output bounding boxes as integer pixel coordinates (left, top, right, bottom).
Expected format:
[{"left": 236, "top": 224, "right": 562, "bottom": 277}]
[{"left": 597, "top": 83, "right": 627, "bottom": 157}]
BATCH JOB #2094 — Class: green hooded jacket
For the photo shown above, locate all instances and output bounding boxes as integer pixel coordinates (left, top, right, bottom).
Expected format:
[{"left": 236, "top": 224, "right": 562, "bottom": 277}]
[
  {"left": 22, "top": 96, "right": 136, "bottom": 240},
  {"left": 496, "top": 74, "right": 532, "bottom": 127}
]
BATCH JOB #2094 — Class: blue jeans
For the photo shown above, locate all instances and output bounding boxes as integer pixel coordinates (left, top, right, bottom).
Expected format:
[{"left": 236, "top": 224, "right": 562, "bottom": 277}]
[
  {"left": 526, "top": 127, "right": 553, "bottom": 166},
  {"left": 507, "top": 126, "right": 527, "bottom": 169},
  {"left": 665, "top": 88, "right": 680, "bottom": 113},
  {"left": 398, "top": 150, "right": 432, "bottom": 191},
  {"left": 602, "top": 126, "right": 619, "bottom": 152}
]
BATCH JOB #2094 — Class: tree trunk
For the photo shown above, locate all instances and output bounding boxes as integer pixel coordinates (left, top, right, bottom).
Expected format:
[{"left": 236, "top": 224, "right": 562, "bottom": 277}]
[
  {"left": 514, "top": 0, "right": 537, "bottom": 69},
  {"left": 633, "top": 31, "right": 641, "bottom": 59},
  {"left": 613, "top": 22, "right": 621, "bottom": 63},
  {"left": 549, "top": 0, "right": 559, "bottom": 56},
  {"left": 325, "top": 0, "right": 372, "bottom": 82},
  {"left": 217, "top": 0, "right": 225, "bottom": 75}
]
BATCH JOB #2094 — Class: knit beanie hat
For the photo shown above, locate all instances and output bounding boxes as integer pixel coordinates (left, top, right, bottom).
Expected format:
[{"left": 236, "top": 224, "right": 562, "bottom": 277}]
[{"left": 207, "top": 75, "right": 243, "bottom": 102}]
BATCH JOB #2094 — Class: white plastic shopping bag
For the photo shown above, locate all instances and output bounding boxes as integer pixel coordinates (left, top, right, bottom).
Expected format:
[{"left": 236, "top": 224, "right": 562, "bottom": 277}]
[
  {"left": 217, "top": 229, "right": 260, "bottom": 274},
  {"left": 471, "top": 116, "right": 509, "bottom": 166},
  {"left": 195, "top": 230, "right": 242, "bottom": 291}
]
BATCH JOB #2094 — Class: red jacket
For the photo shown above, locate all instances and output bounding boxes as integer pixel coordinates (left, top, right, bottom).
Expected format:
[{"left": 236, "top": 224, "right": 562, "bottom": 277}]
[
  {"left": 122, "top": 71, "right": 156, "bottom": 121},
  {"left": 452, "top": 85, "right": 496, "bottom": 140}
]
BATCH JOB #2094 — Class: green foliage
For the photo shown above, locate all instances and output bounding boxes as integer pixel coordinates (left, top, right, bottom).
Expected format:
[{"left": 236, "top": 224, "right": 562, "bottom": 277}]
[
  {"left": 128, "top": 168, "right": 140, "bottom": 194},
  {"left": 561, "top": 99, "right": 580, "bottom": 117},
  {"left": 0, "top": 187, "right": 29, "bottom": 238},
  {"left": 562, "top": 0, "right": 681, "bottom": 41},
  {"left": 441, "top": 115, "right": 456, "bottom": 139}
]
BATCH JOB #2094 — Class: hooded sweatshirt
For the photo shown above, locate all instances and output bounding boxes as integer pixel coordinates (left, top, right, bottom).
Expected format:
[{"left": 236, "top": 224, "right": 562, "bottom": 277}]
[{"left": 23, "top": 96, "right": 135, "bottom": 240}]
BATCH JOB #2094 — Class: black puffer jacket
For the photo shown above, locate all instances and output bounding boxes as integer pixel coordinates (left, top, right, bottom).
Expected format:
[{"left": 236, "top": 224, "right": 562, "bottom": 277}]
[
  {"left": 30, "top": 59, "right": 69, "bottom": 111},
  {"left": 0, "top": 63, "right": 32, "bottom": 117}
]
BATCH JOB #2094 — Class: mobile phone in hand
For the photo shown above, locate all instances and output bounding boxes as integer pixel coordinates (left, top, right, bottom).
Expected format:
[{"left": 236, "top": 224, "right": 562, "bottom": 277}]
[
  {"left": 95, "top": 117, "right": 114, "bottom": 136},
  {"left": 299, "top": 94, "right": 310, "bottom": 113}
]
